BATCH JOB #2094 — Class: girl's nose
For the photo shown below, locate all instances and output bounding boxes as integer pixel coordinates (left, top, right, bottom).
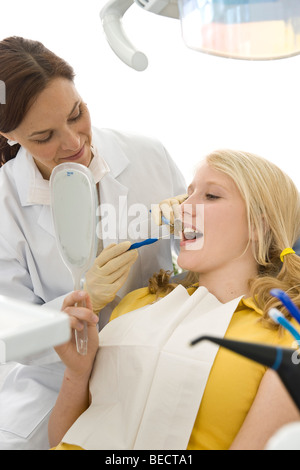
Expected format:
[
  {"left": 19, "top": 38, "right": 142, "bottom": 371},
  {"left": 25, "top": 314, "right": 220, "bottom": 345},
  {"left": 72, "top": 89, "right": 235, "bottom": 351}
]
[
  {"left": 181, "top": 197, "right": 194, "bottom": 216},
  {"left": 181, "top": 200, "right": 204, "bottom": 228}
]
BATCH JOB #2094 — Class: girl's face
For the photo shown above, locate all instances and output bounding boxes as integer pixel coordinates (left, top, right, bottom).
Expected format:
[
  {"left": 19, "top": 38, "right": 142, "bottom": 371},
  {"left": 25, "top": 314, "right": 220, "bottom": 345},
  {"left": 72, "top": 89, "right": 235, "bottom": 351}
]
[
  {"left": 3, "top": 77, "right": 92, "bottom": 179},
  {"left": 178, "top": 161, "right": 255, "bottom": 275}
]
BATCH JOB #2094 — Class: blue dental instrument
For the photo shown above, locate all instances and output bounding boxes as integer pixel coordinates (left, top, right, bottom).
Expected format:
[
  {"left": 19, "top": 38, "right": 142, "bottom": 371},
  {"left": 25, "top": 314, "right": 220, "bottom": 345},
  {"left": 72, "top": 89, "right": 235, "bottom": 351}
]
[
  {"left": 149, "top": 209, "right": 172, "bottom": 227},
  {"left": 128, "top": 212, "right": 179, "bottom": 250},
  {"left": 270, "top": 288, "right": 300, "bottom": 325},
  {"left": 128, "top": 238, "right": 159, "bottom": 250},
  {"left": 268, "top": 308, "right": 300, "bottom": 344},
  {"left": 161, "top": 215, "right": 171, "bottom": 226},
  {"left": 128, "top": 233, "right": 170, "bottom": 250}
]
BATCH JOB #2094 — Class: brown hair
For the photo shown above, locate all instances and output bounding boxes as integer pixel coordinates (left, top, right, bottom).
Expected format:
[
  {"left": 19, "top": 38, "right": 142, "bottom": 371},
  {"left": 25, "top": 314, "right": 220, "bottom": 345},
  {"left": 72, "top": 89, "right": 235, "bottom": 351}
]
[{"left": 0, "top": 36, "right": 75, "bottom": 166}]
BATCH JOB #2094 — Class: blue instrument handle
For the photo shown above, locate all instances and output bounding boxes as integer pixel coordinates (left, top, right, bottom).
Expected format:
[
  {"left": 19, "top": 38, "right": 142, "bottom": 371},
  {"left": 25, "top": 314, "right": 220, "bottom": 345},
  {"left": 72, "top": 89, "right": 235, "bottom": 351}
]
[
  {"left": 161, "top": 215, "right": 171, "bottom": 225},
  {"left": 128, "top": 238, "right": 159, "bottom": 250},
  {"left": 270, "top": 288, "right": 300, "bottom": 325}
]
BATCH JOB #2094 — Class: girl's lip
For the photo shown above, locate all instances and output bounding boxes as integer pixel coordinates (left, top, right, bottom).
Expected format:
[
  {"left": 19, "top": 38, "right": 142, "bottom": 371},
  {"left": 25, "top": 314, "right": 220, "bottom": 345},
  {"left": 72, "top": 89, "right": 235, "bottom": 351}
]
[
  {"left": 180, "top": 236, "right": 204, "bottom": 249},
  {"left": 180, "top": 236, "right": 201, "bottom": 246},
  {"left": 61, "top": 144, "right": 85, "bottom": 162},
  {"left": 180, "top": 239, "right": 194, "bottom": 247}
]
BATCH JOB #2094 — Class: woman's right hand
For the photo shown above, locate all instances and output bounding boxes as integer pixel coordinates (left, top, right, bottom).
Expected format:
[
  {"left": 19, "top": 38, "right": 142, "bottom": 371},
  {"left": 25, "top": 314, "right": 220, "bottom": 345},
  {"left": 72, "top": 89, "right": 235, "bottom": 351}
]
[
  {"left": 151, "top": 194, "right": 188, "bottom": 233},
  {"left": 55, "top": 290, "right": 99, "bottom": 378}
]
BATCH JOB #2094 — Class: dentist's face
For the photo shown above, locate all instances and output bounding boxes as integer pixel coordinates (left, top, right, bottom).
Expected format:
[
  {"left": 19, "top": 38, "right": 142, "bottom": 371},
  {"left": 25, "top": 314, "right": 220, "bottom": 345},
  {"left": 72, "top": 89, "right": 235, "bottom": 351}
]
[
  {"left": 5, "top": 77, "right": 92, "bottom": 179},
  {"left": 177, "top": 161, "right": 252, "bottom": 274}
]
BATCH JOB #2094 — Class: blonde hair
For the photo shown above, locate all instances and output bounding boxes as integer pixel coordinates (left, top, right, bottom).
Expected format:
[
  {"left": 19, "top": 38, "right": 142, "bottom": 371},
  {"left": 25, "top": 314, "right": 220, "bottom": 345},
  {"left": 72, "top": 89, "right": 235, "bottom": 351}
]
[{"left": 149, "top": 149, "right": 300, "bottom": 328}]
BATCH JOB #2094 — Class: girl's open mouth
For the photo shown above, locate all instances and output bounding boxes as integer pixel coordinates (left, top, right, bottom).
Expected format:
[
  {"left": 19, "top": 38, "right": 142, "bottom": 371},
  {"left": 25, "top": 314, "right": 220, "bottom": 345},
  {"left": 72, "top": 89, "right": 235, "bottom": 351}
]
[{"left": 180, "top": 225, "right": 204, "bottom": 249}]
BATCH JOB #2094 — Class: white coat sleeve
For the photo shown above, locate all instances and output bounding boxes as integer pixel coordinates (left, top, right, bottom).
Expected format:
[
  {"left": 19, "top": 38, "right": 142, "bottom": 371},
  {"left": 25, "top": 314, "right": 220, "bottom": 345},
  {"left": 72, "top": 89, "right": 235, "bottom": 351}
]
[
  {"left": 0, "top": 232, "right": 68, "bottom": 308},
  {"left": 0, "top": 233, "right": 43, "bottom": 305}
]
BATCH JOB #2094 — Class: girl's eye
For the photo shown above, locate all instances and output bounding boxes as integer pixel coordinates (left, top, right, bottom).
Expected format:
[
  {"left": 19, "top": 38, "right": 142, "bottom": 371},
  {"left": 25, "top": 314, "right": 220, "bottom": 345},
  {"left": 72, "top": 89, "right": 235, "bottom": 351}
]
[{"left": 206, "top": 193, "right": 220, "bottom": 200}]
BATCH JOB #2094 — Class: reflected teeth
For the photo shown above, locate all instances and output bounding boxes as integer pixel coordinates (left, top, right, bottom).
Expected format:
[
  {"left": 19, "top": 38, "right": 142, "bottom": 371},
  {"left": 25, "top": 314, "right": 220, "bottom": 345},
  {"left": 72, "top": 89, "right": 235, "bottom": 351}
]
[{"left": 183, "top": 227, "right": 203, "bottom": 240}]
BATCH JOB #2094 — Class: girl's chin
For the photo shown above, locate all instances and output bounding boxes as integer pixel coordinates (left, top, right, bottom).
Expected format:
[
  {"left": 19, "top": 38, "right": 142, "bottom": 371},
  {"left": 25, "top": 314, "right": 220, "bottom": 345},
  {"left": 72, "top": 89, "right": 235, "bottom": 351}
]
[{"left": 177, "top": 253, "right": 197, "bottom": 273}]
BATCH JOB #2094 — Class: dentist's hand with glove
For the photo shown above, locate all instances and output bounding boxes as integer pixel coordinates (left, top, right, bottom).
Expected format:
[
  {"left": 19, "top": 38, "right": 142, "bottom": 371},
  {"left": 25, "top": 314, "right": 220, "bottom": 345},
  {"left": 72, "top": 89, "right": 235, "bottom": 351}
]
[
  {"left": 151, "top": 194, "right": 188, "bottom": 233},
  {"left": 85, "top": 241, "right": 139, "bottom": 316}
]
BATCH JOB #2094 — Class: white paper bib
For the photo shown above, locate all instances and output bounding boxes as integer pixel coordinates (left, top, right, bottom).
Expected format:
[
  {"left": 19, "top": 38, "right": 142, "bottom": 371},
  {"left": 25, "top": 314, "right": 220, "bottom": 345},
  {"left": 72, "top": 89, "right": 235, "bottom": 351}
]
[{"left": 63, "top": 285, "right": 242, "bottom": 449}]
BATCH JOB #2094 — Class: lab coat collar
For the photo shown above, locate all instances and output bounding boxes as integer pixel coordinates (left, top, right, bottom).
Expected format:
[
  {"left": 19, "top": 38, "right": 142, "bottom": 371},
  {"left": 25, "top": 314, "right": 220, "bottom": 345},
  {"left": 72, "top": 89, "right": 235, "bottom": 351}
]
[
  {"left": 13, "top": 146, "right": 49, "bottom": 206},
  {"left": 89, "top": 140, "right": 110, "bottom": 184},
  {"left": 91, "top": 127, "right": 130, "bottom": 179},
  {"left": 13, "top": 133, "right": 111, "bottom": 207}
]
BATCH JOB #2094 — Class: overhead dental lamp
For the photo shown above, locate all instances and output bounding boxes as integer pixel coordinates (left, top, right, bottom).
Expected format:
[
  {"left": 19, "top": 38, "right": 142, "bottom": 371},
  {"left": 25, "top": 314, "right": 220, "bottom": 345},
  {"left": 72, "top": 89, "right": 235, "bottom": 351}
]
[{"left": 100, "top": 0, "right": 300, "bottom": 70}]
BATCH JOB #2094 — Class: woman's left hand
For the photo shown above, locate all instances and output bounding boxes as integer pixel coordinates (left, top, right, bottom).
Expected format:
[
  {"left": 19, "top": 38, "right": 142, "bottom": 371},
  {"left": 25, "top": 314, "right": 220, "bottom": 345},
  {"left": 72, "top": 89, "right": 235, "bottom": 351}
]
[{"left": 55, "top": 290, "right": 100, "bottom": 378}]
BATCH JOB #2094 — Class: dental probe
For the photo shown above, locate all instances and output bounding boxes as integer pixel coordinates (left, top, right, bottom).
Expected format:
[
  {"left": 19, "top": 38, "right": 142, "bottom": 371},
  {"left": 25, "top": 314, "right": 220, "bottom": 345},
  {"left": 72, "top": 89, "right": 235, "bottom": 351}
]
[
  {"left": 161, "top": 215, "right": 171, "bottom": 225},
  {"left": 162, "top": 215, "right": 183, "bottom": 238},
  {"left": 128, "top": 211, "right": 186, "bottom": 251},
  {"left": 128, "top": 234, "right": 170, "bottom": 250},
  {"left": 149, "top": 209, "right": 182, "bottom": 233}
]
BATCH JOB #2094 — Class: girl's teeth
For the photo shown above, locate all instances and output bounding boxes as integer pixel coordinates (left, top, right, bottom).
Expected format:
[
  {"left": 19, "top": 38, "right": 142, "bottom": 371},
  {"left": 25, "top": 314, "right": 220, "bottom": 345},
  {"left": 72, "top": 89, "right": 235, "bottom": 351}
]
[{"left": 183, "top": 227, "right": 202, "bottom": 240}]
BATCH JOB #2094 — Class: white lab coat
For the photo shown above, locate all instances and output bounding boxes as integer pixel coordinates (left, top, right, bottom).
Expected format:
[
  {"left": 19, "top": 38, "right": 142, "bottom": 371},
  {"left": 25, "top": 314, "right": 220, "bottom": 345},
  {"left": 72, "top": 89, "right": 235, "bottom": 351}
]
[{"left": 0, "top": 127, "right": 186, "bottom": 450}]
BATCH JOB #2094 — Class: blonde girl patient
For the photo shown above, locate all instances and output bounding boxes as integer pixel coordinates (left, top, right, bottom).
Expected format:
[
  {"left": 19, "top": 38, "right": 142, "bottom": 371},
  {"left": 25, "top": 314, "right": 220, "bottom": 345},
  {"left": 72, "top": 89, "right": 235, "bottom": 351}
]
[{"left": 49, "top": 150, "right": 300, "bottom": 450}]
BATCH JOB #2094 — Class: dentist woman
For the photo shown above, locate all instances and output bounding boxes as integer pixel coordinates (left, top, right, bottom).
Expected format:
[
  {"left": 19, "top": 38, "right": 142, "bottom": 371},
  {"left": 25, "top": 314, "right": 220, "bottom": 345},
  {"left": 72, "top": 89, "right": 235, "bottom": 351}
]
[{"left": 0, "top": 36, "right": 186, "bottom": 449}]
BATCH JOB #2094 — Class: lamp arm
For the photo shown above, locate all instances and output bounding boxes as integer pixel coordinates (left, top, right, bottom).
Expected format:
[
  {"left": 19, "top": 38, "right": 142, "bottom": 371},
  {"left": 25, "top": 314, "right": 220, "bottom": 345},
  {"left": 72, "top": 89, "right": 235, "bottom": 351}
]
[{"left": 100, "top": 0, "right": 148, "bottom": 71}]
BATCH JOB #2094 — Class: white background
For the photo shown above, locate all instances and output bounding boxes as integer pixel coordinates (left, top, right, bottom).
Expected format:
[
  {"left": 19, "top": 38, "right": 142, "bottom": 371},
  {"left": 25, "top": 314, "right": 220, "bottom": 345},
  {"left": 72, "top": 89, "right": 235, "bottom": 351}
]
[{"left": 1, "top": 0, "right": 300, "bottom": 187}]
